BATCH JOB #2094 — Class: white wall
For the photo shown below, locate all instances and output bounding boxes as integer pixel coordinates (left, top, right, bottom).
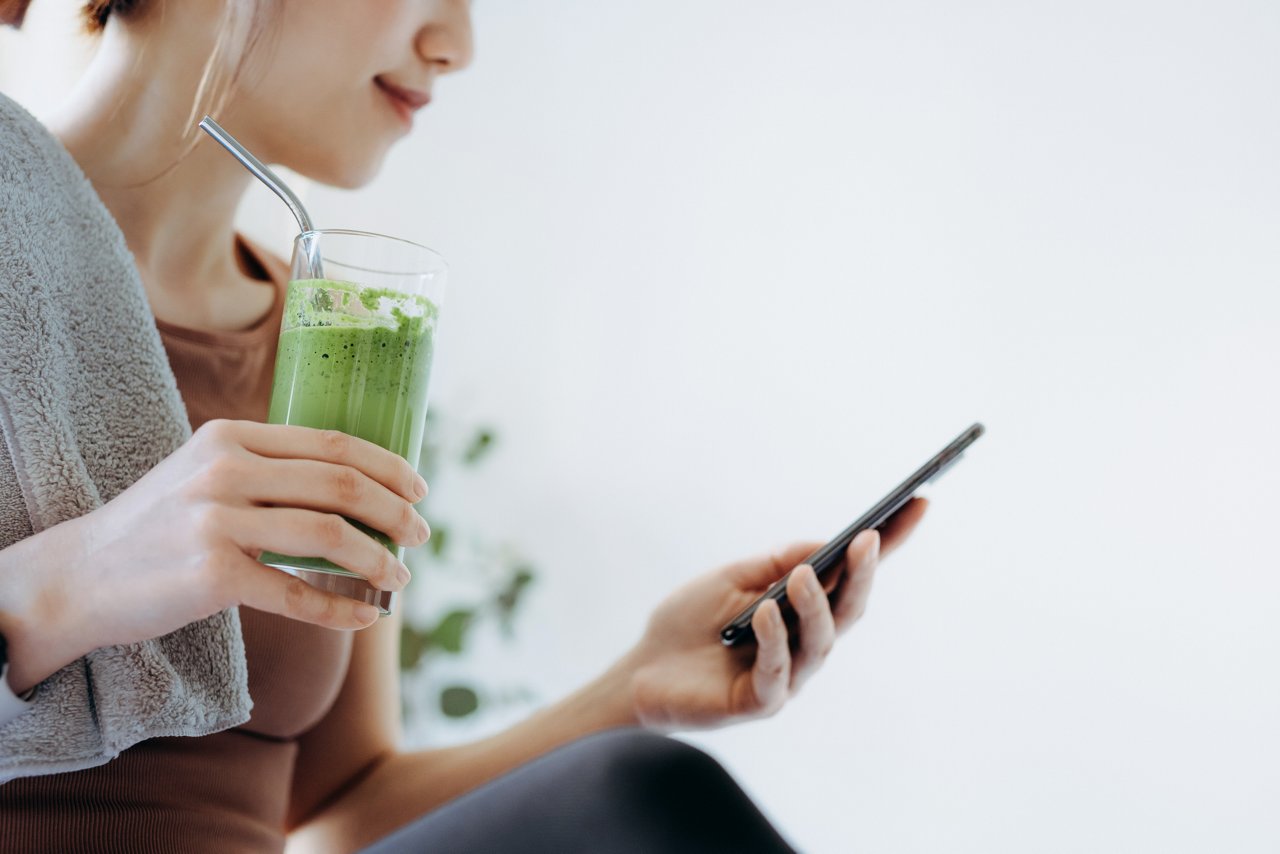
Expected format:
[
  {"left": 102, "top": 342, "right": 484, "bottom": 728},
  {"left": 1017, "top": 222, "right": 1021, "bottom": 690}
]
[{"left": 5, "top": 2, "right": 1279, "bottom": 851}]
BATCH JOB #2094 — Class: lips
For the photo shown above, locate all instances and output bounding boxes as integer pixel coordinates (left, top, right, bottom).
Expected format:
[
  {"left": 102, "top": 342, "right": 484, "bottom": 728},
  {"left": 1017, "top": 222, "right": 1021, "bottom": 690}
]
[{"left": 375, "top": 76, "right": 431, "bottom": 124}]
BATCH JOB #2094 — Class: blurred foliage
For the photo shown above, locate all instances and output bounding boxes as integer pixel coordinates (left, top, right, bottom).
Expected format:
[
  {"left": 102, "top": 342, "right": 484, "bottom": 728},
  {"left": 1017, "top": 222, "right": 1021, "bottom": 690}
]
[
  {"left": 400, "top": 410, "right": 537, "bottom": 721},
  {"left": 440, "top": 686, "right": 480, "bottom": 718},
  {"left": 462, "top": 429, "right": 494, "bottom": 464}
]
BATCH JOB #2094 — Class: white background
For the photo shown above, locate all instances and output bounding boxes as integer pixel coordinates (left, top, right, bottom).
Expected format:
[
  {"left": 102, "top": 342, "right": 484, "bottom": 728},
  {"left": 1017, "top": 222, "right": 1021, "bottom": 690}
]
[{"left": 4, "top": 2, "right": 1279, "bottom": 851}]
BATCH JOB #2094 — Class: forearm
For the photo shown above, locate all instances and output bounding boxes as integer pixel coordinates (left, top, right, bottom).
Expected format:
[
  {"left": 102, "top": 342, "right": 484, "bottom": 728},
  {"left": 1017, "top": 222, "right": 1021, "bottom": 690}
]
[
  {"left": 0, "top": 518, "right": 87, "bottom": 694},
  {"left": 289, "top": 651, "right": 643, "bottom": 853}
]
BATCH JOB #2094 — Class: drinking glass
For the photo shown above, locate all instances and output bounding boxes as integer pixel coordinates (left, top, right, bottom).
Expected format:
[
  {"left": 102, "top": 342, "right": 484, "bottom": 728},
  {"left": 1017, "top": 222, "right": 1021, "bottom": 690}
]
[{"left": 259, "top": 229, "right": 447, "bottom": 615}]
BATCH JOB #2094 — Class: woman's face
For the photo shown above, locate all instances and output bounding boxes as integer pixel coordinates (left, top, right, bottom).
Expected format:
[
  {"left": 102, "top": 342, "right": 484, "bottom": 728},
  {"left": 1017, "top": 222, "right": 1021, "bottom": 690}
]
[{"left": 232, "top": 0, "right": 473, "bottom": 188}]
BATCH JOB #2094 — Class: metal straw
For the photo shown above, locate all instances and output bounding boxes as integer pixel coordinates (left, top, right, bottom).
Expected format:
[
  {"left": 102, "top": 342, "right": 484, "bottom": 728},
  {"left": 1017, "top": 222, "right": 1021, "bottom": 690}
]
[
  {"left": 198, "top": 116, "right": 314, "bottom": 232},
  {"left": 198, "top": 116, "right": 324, "bottom": 278}
]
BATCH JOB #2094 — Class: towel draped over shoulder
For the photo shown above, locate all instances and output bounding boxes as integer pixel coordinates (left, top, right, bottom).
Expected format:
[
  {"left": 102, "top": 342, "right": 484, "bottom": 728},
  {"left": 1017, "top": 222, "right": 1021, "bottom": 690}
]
[{"left": 0, "top": 91, "right": 251, "bottom": 782}]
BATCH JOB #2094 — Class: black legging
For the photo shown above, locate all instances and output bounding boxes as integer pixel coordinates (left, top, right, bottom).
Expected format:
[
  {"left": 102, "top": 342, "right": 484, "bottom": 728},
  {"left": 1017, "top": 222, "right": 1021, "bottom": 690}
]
[{"left": 360, "top": 728, "right": 797, "bottom": 853}]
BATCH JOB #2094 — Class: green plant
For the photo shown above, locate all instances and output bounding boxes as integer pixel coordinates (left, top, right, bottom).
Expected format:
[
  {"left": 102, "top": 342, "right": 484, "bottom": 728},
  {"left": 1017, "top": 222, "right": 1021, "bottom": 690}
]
[{"left": 400, "top": 410, "right": 537, "bottom": 721}]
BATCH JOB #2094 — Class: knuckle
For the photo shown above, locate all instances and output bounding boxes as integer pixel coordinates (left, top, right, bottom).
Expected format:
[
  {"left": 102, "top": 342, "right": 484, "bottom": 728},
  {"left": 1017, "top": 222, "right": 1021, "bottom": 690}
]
[
  {"left": 315, "top": 513, "right": 350, "bottom": 551},
  {"left": 192, "top": 504, "right": 229, "bottom": 544},
  {"left": 759, "top": 659, "right": 787, "bottom": 681},
  {"left": 330, "top": 468, "right": 364, "bottom": 504},
  {"left": 375, "top": 547, "right": 403, "bottom": 588},
  {"left": 282, "top": 575, "right": 326, "bottom": 623},
  {"left": 319, "top": 429, "right": 351, "bottom": 460},
  {"left": 195, "top": 418, "right": 234, "bottom": 447},
  {"left": 197, "top": 551, "right": 237, "bottom": 605},
  {"left": 203, "top": 455, "right": 244, "bottom": 494},
  {"left": 282, "top": 575, "right": 342, "bottom": 628},
  {"left": 316, "top": 598, "right": 343, "bottom": 629}
]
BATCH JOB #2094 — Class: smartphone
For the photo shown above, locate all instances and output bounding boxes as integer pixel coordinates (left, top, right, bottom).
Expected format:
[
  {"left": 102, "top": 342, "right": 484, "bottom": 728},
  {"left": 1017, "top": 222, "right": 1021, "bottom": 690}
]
[{"left": 718, "top": 422, "right": 985, "bottom": 647}]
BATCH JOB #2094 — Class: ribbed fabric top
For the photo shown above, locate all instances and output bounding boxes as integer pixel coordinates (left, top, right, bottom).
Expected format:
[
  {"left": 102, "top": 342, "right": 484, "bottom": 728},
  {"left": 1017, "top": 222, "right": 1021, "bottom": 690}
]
[
  {"left": 153, "top": 235, "right": 288, "bottom": 429},
  {"left": 0, "top": 237, "right": 354, "bottom": 853}
]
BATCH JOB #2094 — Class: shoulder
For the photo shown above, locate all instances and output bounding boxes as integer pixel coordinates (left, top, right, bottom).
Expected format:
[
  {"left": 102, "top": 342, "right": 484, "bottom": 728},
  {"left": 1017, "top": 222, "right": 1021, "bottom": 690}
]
[
  {"left": 0, "top": 91, "right": 124, "bottom": 265},
  {"left": 0, "top": 92, "right": 149, "bottom": 333},
  {"left": 0, "top": 92, "right": 77, "bottom": 199}
]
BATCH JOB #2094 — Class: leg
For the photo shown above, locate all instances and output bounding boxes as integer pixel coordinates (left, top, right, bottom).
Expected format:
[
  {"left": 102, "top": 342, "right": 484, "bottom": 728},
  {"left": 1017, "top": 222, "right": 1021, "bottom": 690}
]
[{"left": 360, "top": 728, "right": 796, "bottom": 854}]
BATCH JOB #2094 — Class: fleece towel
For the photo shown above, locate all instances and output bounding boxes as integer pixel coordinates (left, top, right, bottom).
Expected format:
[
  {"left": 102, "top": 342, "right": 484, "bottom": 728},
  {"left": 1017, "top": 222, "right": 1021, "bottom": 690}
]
[{"left": 0, "top": 92, "right": 251, "bottom": 782}]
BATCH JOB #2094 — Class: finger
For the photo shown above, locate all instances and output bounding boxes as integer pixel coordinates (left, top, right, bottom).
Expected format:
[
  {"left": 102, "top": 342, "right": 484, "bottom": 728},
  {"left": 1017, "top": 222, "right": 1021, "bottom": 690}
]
[
  {"left": 247, "top": 458, "right": 429, "bottom": 548},
  {"left": 820, "top": 499, "right": 924, "bottom": 599},
  {"left": 729, "top": 540, "right": 826, "bottom": 589},
  {"left": 832, "top": 529, "right": 880, "bottom": 631},
  {"left": 232, "top": 506, "right": 410, "bottom": 593},
  {"left": 229, "top": 552, "right": 381, "bottom": 630},
  {"left": 786, "top": 564, "right": 837, "bottom": 691},
  {"left": 219, "top": 420, "right": 427, "bottom": 503},
  {"left": 878, "top": 497, "right": 927, "bottom": 558},
  {"left": 750, "top": 599, "right": 792, "bottom": 714}
]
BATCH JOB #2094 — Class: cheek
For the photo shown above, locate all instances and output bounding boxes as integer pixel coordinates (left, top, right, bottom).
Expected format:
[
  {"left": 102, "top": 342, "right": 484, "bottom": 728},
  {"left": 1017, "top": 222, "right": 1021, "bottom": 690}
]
[
  {"left": 233, "top": 62, "right": 398, "bottom": 186},
  {"left": 235, "top": 0, "right": 407, "bottom": 186}
]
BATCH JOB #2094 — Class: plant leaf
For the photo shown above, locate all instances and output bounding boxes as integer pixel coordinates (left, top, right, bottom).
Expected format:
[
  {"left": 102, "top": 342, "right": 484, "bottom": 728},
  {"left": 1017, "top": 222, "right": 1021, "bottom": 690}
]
[
  {"left": 400, "top": 624, "right": 431, "bottom": 671},
  {"left": 428, "top": 524, "right": 449, "bottom": 557},
  {"left": 440, "top": 685, "right": 480, "bottom": 718},
  {"left": 496, "top": 566, "right": 536, "bottom": 616},
  {"left": 430, "top": 608, "right": 475, "bottom": 654},
  {"left": 461, "top": 429, "right": 495, "bottom": 465}
]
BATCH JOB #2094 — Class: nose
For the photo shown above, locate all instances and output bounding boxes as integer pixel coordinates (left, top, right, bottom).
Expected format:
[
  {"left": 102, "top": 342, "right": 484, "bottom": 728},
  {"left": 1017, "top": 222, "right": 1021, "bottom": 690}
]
[{"left": 415, "top": 0, "right": 475, "bottom": 75}]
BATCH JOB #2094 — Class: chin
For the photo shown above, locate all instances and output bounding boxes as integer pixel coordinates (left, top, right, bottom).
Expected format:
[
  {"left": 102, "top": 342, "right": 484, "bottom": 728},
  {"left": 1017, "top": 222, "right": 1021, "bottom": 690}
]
[{"left": 292, "top": 145, "right": 390, "bottom": 191}]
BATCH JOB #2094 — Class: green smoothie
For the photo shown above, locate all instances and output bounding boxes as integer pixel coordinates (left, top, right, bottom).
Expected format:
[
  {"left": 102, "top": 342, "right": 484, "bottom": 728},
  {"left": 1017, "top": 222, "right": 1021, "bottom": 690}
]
[{"left": 260, "top": 278, "right": 438, "bottom": 573}]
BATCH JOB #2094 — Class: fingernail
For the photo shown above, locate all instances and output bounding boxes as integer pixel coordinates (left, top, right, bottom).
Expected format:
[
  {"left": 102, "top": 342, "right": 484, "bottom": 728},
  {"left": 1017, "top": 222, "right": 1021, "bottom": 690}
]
[
  {"left": 395, "top": 561, "right": 412, "bottom": 588},
  {"left": 354, "top": 603, "right": 381, "bottom": 625},
  {"left": 413, "top": 475, "right": 429, "bottom": 501},
  {"left": 417, "top": 516, "right": 431, "bottom": 544},
  {"left": 803, "top": 564, "right": 823, "bottom": 593}
]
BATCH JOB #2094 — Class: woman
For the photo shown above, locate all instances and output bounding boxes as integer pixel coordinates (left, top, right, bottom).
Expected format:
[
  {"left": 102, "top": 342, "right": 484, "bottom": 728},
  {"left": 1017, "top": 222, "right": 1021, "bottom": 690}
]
[{"left": 0, "top": 0, "right": 927, "bottom": 850}]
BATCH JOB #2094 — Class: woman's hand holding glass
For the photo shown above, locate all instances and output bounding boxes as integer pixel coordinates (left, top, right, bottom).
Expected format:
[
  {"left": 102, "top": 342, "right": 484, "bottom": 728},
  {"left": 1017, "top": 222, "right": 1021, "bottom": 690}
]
[{"left": 0, "top": 418, "right": 429, "bottom": 694}]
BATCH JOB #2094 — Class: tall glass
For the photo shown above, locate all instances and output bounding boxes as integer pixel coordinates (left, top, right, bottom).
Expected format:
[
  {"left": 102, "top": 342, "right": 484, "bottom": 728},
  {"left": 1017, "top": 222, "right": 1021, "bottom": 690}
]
[{"left": 259, "top": 229, "right": 447, "bottom": 615}]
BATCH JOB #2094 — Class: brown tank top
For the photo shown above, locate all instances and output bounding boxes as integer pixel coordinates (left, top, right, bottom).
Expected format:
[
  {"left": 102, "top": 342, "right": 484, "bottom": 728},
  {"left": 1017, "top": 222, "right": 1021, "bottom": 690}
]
[{"left": 0, "top": 236, "right": 353, "bottom": 853}]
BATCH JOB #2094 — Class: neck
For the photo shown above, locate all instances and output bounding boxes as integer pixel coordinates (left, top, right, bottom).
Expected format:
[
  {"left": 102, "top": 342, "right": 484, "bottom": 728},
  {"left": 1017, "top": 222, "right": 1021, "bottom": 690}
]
[{"left": 50, "top": 22, "right": 258, "bottom": 296}]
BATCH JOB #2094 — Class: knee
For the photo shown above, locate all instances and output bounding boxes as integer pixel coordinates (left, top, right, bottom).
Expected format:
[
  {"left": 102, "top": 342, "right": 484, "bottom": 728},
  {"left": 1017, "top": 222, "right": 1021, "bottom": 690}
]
[
  {"left": 570, "top": 728, "right": 731, "bottom": 802},
  {"left": 561, "top": 729, "right": 790, "bottom": 851}
]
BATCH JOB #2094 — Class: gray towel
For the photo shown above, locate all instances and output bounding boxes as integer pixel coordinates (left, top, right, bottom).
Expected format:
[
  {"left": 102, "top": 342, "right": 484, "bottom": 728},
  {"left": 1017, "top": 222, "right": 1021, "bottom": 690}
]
[{"left": 0, "top": 92, "right": 251, "bottom": 782}]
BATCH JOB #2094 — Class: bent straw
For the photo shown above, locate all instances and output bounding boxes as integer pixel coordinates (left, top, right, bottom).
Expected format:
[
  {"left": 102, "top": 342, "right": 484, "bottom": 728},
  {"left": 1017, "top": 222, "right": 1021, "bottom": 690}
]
[{"left": 198, "top": 116, "right": 323, "bottom": 277}]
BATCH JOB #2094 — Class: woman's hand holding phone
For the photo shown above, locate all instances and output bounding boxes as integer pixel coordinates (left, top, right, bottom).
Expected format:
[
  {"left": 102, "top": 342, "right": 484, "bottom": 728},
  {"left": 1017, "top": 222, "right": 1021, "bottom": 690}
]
[
  {"left": 0, "top": 419, "right": 430, "bottom": 695},
  {"left": 614, "top": 498, "right": 927, "bottom": 730}
]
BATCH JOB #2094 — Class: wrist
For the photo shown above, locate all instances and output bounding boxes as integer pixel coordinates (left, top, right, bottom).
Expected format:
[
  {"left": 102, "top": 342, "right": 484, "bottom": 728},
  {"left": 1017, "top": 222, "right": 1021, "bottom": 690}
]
[
  {"left": 0, "top": 518, "right": 89, "bottom": 695},
  {"left": 581, "top": 648, "right": 645, "bottom": 730},
  {"left": 534, "top": 649, "right": 644, "bottom": 740}
]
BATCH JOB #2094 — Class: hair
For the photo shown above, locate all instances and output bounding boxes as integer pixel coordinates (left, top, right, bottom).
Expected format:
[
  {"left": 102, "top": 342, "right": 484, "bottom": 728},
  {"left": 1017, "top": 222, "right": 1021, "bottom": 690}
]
[
  {"left": 88, "top": 1, "right": 278, "bottom": 126},
  {"left": 77, "top": 0, "right": 279, "bottom": 178},
  {"left": 81, "top": 0, "right": 143, "bottom": 32},
  {"left": 0, "top": 0, "right": 32, "bottom": 28}
]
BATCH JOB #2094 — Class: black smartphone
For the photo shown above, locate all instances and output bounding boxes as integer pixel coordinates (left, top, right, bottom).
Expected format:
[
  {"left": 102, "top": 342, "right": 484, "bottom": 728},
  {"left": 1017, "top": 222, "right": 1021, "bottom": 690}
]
[{"left": 719, "top": 422, "right": 985, "bottom": 647}]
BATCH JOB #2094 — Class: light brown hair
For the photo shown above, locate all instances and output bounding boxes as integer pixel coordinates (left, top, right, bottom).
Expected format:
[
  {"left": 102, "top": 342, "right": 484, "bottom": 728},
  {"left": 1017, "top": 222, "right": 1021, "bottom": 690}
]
[
  {"left": 77, "top": 0, "right": 280, "bottom": 177},
  {"left": 81, "top": 0, "right": 145, "bottom": 33}
]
